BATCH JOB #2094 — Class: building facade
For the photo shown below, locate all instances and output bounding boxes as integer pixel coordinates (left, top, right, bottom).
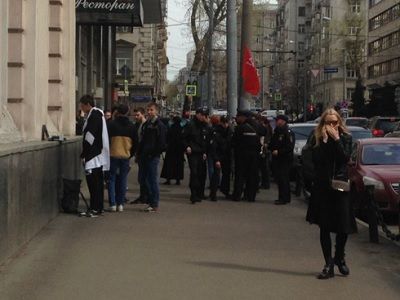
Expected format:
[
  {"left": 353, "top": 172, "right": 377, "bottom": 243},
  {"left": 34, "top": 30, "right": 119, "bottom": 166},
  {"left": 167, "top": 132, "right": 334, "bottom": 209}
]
[
  {"left": 308, "top": 0, "right": 368, "bottom": 110},
  {"left": 366, "top": 0, "right": 400, "bottom": 114},
  {"left": 0, "top": 0, "right": 76, "bottom": 142}
]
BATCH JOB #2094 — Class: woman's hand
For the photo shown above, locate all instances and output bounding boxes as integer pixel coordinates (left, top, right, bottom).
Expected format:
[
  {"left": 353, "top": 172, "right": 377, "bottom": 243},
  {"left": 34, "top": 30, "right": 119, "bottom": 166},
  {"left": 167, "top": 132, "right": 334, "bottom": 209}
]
[
  {"left": 322, "top": 126, "right": 328, "bottom": 143},
  {"left": 326, "top": 125, "right": 340, "bottom": 141}
]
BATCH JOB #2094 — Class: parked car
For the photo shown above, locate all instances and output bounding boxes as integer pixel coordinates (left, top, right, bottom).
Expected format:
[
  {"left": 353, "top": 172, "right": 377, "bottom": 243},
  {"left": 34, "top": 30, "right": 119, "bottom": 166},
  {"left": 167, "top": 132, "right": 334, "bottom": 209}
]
[
  {"left": 348, "top": 138, "right": 400, "bottom": 214},
  {"left": 301, "top": 126, "right": 373, "bottom": 200},
  {"left": 369, "top": 116, "right": 400, "bottom": 137},
  {"left": 384, "top": 121, "right": 400, "bottom": 137},
  {"left": 345, "top": 117, "right": 369, "bottom": 128},
  {"left": 289, "top": 123, "right": 317, "bottom": 195}
]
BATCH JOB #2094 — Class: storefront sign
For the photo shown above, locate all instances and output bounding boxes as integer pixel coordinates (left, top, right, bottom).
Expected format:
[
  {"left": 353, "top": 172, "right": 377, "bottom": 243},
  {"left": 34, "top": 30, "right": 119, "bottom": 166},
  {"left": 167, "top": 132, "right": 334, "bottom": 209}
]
[{"left": 76, "top": 0, "right": 143, "bottom": 26}]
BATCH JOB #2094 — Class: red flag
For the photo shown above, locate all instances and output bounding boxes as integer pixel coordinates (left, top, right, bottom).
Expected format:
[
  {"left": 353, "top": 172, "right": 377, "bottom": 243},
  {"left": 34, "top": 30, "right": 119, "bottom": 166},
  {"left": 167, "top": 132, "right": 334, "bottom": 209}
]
[{"left": 242, "top": 46, "right": 260, "bottom": 95}]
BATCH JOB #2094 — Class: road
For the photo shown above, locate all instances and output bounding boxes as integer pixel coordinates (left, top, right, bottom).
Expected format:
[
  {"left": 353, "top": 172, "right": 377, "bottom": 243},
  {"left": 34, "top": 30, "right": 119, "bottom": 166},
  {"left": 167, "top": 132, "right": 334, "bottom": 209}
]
[{"left": 1, "top": 166, "right": 400, "bottom": 300}]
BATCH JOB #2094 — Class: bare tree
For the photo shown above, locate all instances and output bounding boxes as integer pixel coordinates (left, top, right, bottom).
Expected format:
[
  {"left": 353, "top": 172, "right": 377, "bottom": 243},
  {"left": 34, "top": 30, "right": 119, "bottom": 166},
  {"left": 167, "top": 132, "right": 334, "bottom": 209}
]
[{"left": 186, "top": 0, "right": 228, "bottom": 73}]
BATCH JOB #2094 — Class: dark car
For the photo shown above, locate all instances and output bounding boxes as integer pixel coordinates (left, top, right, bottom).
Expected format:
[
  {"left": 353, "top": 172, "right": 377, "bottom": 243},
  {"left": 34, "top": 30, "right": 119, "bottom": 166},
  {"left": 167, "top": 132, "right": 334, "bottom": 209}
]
[
  {"left": 345, "top": 117, "right": 369, "bottom": 128},
  {"left": 385, "top": 121, "right": 400, "bottom": 137},
  {"left": 369, "top": 116, "right": 400, "bottom": 137},
  {"left": 301, "top": 126, "right": 372, "bottom": 200},
  {"left": 348, "top": 138, "right": 400, "bottom": 213}
]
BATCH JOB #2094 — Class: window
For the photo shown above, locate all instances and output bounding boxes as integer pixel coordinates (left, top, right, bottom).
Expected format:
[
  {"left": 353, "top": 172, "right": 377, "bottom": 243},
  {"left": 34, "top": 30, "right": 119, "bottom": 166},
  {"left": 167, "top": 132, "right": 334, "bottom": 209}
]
[
  {"left": 298, "top": 24, "right": 305, "bottom": 34},
  {"left": 347, "top": 70, "right": 356, "bottom": 78},
  {"left": 368, "top": 30, "right": 400, "bottom": 54},
  {"left": 349, "top": 27, "right": 359, "bottom": 35},
  {"left": 116, "top": 58, "right": 132, "bottom": 76},
  {"left": 351, "top": 4, "right": 361, "bottom": 14},
  {"left": 298, "top": 42, "right": 305, "bottom": 52},
  {"left": 347, "top": 88, "right": 355, "bottom": 100},
  {"left": 298, "top": 60, "right": 305, "bottom": 68},
  {"left": 369, "top": 4, "right": 400, "bottom": 31},
  {"left": 298, "top": 7, "right": 305, "bottom": 17}
]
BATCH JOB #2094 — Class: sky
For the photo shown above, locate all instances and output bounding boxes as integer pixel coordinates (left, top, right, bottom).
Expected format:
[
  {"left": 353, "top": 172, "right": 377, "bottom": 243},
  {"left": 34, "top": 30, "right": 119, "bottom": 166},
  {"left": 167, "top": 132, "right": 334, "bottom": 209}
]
[{"left": 166, "top": 1, "right": 194, "bottom": 81}]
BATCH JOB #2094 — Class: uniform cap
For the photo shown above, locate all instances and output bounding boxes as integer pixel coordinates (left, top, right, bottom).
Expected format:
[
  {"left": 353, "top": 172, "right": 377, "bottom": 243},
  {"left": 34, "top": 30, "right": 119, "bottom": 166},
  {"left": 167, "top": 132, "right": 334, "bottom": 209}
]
[
  {"left": 236, "top": 109, "right": 253, "bottom": 118},
  {"left": 195, "top": 107, "right": 209, "bottom": 116},
  {"left": 275, "top": 114, "right": 289, "bottom": 123}
]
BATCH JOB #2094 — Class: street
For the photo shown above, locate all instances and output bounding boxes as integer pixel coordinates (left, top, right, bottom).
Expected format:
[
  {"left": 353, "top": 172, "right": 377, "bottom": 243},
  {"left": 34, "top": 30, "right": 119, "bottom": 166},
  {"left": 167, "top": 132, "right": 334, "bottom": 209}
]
[{"left": 1, "top": 165, "right": 400, "bottom": 300}]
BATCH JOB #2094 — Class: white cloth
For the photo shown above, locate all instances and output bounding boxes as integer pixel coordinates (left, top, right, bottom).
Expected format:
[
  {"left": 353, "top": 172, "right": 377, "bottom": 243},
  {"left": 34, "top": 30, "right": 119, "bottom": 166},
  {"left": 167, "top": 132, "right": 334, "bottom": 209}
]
[{"left": 83, "top": 107, "right": 110, "bottom": 171}]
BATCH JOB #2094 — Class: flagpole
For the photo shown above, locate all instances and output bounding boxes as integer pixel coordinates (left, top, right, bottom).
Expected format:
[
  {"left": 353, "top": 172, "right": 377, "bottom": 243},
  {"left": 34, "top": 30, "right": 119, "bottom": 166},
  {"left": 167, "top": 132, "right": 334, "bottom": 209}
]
[{"left": 239, "top": 0, "right": 253, "bottom": 110}]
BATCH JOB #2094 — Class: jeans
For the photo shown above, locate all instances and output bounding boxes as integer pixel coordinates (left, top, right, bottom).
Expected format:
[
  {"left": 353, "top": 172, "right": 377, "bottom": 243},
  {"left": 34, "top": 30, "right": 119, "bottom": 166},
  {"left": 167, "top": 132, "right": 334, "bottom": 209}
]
[
  {"left": 141, "top": 156, "right": 160, "bottom": 208},
  {"left": 108, "top": 158, "right": 130, "bottom": 206}
]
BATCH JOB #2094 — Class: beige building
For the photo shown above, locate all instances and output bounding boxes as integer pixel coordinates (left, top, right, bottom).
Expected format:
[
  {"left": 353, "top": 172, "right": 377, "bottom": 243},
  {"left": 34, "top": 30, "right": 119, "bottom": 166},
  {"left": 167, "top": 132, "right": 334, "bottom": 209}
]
[
  {"left": 0, "top": 0, "right": 76, "bottom": 142},
  {"left": 309, "top": 0, "right": 367, "bottom": 108},
  {"left": 366, "top": 0, "right": 400, "bottom": 110},
  {"left": 115, "top": 2, "right": 168, "bottom": 105}
]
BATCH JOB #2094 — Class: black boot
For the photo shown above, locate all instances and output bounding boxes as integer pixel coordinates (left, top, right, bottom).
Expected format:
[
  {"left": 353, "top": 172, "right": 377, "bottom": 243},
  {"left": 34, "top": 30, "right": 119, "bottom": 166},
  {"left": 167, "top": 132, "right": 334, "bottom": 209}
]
[
  {"left": 176, "top": 180, "right": 181, "bottom": 185},
  {"left": 334, "top": 257, "right": 350, "bottom": 276},
  {"left": 317, "top": 261, "right": 334, "bottom": 280}
]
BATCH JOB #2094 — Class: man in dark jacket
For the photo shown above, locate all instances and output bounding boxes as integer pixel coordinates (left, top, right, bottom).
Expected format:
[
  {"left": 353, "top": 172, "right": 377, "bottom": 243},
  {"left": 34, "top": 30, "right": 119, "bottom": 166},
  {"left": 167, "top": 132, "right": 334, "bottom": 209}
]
[
  {"left": 79, "top": 95, "right": 110, "bottom": 217},
  {"left": 219, "top": 116, "right": 234, "bottom": 198},
  {"left": 269, "top": 114, "right": 295, "bottom": 205},
  {"left": 107, "top": 104, "right": 138, "bottom": 212},
  {"left": 130, "top": 107, "right": 148, "bottom": 204},
  {"left": 137, "top": 102, "right": 167, "bottom": 212},
  {"left": 232, "top": 110, "right": 263, "bottom": 202},
  {"left": 182, "top": 108, "right": 210, "bottom": 204}
]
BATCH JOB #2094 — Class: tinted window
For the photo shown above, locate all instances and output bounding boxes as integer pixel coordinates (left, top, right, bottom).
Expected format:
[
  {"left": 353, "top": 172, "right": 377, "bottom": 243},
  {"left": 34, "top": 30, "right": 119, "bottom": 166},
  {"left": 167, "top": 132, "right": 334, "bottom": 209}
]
[
  {"left": 375, "top": 118, "right": 400, "bottom": 133},
  {"left": 350, "top": 130, "right": 372, "bottom": 141},
  {"left": 346, "top": 119, "right": 368, "bottom": 127},
  {"left": 290, "top": 126, "right": 316, "bottom": 140},
  {"left": 362, "top": 144, "right": 400, "bottom": 165}
]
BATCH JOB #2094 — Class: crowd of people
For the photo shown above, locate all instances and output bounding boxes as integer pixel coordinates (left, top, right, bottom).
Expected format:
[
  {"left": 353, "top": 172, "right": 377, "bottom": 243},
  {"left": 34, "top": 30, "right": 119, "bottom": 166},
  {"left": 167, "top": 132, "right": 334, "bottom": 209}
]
[{"left": 78, "top": 95, "right": 356, "bottom": 280}]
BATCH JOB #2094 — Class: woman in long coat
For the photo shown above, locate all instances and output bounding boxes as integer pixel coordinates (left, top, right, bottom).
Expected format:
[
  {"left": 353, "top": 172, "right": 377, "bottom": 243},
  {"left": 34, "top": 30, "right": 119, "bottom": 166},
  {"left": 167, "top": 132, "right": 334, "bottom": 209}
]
[
  {"left": 306, "top": 108, "right": 357, "bottom": 280},
  {"left": 161, "top": 116, "right": 185, "bottom": 185}
]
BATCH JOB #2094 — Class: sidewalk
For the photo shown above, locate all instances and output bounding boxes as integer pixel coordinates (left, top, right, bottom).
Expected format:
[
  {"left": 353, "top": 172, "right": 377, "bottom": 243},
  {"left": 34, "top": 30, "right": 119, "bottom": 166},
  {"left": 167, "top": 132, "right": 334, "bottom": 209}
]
[{"left": 1, "top": 165, "right": 400, "bottom": 300}]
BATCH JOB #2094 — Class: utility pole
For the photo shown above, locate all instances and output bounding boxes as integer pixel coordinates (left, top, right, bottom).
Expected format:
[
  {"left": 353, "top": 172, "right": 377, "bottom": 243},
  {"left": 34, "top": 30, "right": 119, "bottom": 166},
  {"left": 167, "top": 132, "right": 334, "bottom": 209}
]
[
  {"left": 207, "top": 0, "right": 214, "bottom": 110},
  {"left": 343, "top": 49, "right": 347, "bottom": 103},
  {"left": 227, "top": 0, "right": 238, "bottom": 117},
  {"left": 239, "top": 0, "right": 253, "bottom": 110}
]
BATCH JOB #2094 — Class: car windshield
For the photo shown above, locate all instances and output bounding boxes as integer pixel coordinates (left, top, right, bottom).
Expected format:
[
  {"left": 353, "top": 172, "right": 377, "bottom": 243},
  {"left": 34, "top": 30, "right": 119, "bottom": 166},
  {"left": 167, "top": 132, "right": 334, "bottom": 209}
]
[
  {"left": 362, "top": 144, "right": 400, "bottom": 165},
  {"left": 375, "top": 119, "right": 400, "bottom": 133},
  {"left": 346, "top": 119, "right": 368, "bottom": 127},
  {"left": 350, "top": 130, "right": 372, "bottom": 141},
  {"left": 291, "top": 126, "right": 315, "bottom": 141}
]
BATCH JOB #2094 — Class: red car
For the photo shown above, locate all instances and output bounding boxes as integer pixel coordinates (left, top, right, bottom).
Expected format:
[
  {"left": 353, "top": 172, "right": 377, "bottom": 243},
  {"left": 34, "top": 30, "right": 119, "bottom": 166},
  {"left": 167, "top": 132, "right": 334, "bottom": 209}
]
[{"left": 348, "top": 138, "right": 400, "bottom": 213}]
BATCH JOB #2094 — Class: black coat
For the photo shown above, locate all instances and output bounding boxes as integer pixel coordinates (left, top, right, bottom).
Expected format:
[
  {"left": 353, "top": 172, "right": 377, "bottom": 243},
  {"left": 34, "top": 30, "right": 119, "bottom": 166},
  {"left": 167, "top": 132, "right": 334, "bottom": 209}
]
[
  {"left": 161, "top": 121, "right": 185, "bottom": 180},
  {"left": 182, "top": 118, "right": 210, "bottom": 154},
  {"left": 306, "top": 133, "right": 357, "bottom": 234},
  {"left": 137, "top": 117, "right": 167, "bottom": 159}
]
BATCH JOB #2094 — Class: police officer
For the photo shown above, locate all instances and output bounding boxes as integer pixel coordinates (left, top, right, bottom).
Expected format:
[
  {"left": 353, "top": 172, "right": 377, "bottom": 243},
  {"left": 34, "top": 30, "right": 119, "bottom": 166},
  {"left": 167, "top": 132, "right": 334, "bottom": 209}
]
[
  {"left": 269, "top": 114, "right": 295, "bottom": 205},
  {"left": 232, "top": 110, "right": 262, "bottom": 202},
  {"left": 182, "top": 108, "right": 210, "bottom": 204}
]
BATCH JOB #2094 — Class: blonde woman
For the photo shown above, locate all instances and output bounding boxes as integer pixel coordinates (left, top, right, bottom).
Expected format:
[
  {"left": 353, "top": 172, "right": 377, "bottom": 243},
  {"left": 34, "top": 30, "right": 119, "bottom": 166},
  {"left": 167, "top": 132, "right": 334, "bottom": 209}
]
[{"left": 306, "top": 108, "right": 357, "bottom": 280}]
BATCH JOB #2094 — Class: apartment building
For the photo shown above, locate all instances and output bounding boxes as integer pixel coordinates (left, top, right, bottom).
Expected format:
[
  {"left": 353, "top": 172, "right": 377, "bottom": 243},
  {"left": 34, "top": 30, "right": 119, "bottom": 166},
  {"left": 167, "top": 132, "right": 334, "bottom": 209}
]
[
  {"left": 366, "top": 0, "right": 400, "bottom": 112},
  {"left": 273, "top": 0, "right": 308, "bottom": 112},
  {"left": 308, "top": 0, "right": 368, "bottom": 108}
]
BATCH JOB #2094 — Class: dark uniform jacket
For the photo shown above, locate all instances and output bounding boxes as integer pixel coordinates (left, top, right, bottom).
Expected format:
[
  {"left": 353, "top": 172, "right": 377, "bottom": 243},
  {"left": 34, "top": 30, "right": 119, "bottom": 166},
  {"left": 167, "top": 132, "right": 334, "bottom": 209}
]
[
  {"left": 269, "top": 125, "right": 295, "bottom": 161},
  {"left": 137, "top": 117, "right": 167, "bottom": 159},
  {"left": 108, "top": 116, "right": 138, "bottom": 159},
  {"left": 232, "top": 119, "right": 263, "bottom": 154},
  {"left": 182, "top": 118, "right": 209, "bottom": 155},
  {"left": 207, "top": 124, "right": 226, "bottom": 162}
]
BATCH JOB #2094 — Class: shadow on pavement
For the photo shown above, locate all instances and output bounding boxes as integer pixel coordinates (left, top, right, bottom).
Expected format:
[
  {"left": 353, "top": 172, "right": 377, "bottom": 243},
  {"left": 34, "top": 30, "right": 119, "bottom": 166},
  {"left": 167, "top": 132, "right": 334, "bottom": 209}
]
[{"left": 189, "top": 261, "right": 316, "bottom": 277}]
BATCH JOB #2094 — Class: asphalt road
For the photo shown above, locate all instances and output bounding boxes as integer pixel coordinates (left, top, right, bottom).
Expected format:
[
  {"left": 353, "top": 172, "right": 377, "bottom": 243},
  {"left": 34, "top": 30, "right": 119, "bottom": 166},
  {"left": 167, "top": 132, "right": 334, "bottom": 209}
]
[{"left": 1, "top": 166, "right": 400, "bottom": 300}]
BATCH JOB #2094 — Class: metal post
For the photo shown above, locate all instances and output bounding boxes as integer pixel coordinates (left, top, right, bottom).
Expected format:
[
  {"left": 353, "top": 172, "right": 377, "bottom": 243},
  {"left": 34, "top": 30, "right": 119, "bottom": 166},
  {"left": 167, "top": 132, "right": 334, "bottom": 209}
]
[
  {"left": 366, "top": 185, "right": 379, "bottom": 243},
  {"left": 303, "top": 71, "right": 307, "bottom": 122},
  {"left": 227, "top": 0, "right": 238, "bottom": 117},
  {"left": 343, "top": 49, "right": 347, "bottom": 103},
  {"left": 239, "top": 0, "right": 253, "bottom": 110},
  {"left": 207, "top": 0, "right": 214, "bottom": 110}
]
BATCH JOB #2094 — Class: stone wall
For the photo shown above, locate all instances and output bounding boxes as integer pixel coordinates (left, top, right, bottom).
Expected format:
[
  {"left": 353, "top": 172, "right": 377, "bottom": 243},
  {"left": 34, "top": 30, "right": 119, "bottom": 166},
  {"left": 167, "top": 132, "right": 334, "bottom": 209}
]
[{"left": 0, "top": 138, "right": 82, "bottom": 264}]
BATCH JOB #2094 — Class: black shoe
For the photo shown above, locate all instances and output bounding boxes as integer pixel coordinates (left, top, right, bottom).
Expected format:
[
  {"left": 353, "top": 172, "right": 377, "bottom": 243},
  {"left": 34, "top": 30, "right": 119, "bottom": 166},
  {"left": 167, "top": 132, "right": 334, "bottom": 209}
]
[
  {"left": 274, "top": 200, "right": 288, "bottom": 205},
  {"left": 163, "top": 180, "right": 171, "bottom": 185},
  {"left": 176, "top": 180, "right": 181, "bottom": 185},
  {"left": 210, "top": 194, "right": 217, "bottom": 201},
  {"left": 317, "top": 263, "right": 334, "bottom": 280},
  {"left": 334, "top": 258, "right": 350, "bottom": 276}
]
